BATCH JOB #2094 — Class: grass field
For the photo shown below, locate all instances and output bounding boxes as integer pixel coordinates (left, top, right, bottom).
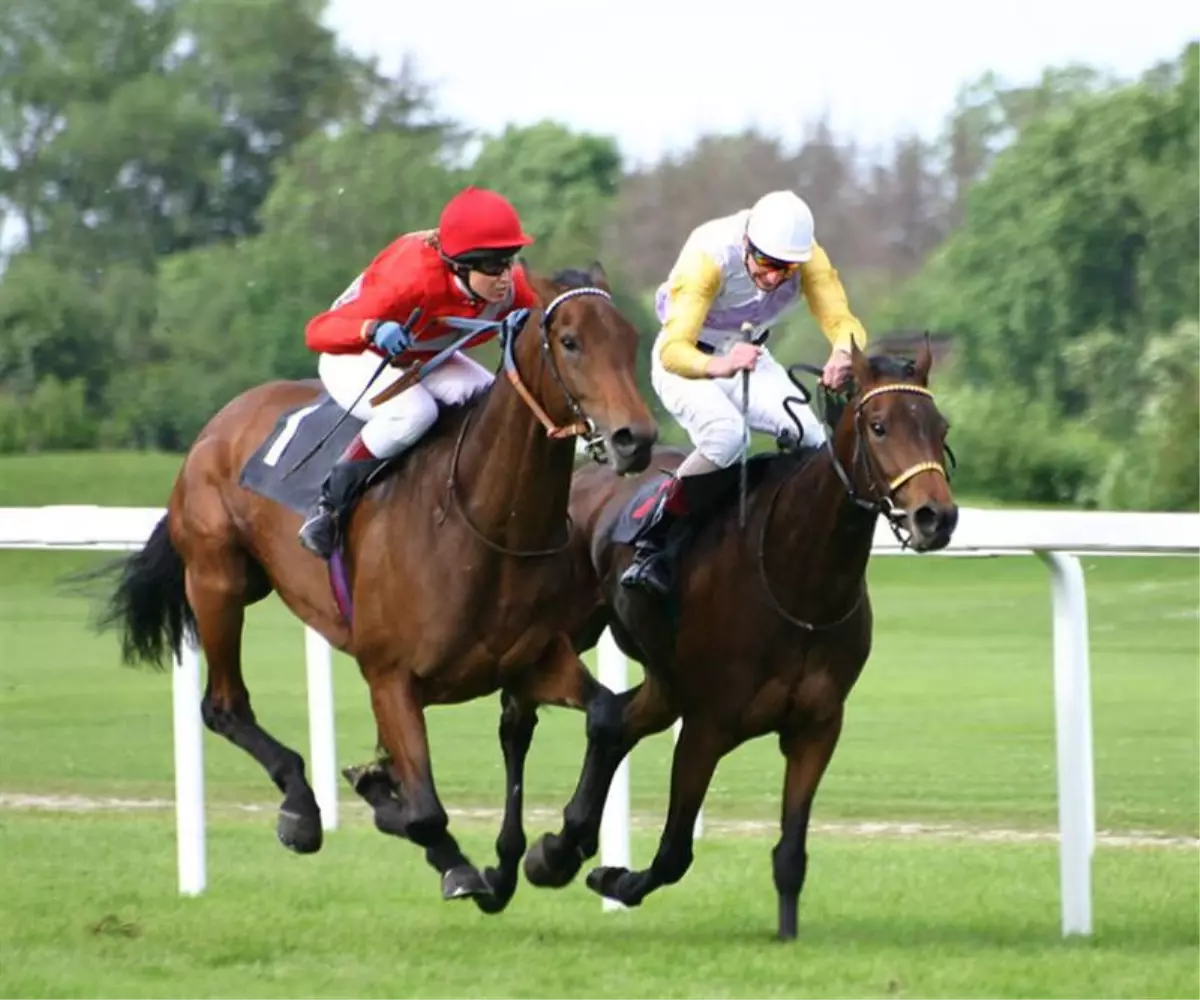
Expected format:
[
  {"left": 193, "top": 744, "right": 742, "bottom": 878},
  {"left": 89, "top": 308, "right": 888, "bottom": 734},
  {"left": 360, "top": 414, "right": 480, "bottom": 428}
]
[{"left": 1, "top": 453, "right": 1197, "bottom": 998}]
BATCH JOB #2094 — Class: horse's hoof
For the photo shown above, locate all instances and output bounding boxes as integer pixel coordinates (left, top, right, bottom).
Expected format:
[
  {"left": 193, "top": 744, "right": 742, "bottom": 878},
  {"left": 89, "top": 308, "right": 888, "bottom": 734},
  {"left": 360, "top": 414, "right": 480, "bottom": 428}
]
[
  {"left": 342, "top": 762, "right": 399, "bottom": 808},
  {"left": 523, "top": 834, "right": 579, "bottom": 889},
  {"left": 341, "top": 763, "right": 371, "bottom": 790},
  {"left": 441, "top": 864, "right": 491, "bottom": 902},
  {"left": 585, "top": 865, "right": 635, "bottom": 904},
  {"left": 277, "top": 808, "right": 323, "bottom": 854},
  {"left": 472, "top": 867, "right": 515, "bottom": 915},
  {"left": 342, "top": 762, "right": 388, "bottom": 794}
]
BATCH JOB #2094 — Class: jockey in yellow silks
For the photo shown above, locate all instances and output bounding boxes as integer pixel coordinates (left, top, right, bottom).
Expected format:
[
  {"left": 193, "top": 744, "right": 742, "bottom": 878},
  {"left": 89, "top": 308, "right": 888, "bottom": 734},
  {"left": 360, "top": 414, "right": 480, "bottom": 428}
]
[{"left": 621, "top": 190, "right": 869, "bottom": 597}]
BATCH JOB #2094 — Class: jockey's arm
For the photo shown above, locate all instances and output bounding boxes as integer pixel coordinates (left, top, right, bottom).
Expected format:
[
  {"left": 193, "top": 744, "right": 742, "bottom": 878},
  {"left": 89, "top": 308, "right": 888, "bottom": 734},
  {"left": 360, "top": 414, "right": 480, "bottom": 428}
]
[
  {"left": 306, "top": 267, "right": 419, "bottom": 356},
  {"left": 798, "top": 242, "right": 868, "bottom": 354},
  {"left": 656, "top": 248, "right": 723, "bottom": 379}
]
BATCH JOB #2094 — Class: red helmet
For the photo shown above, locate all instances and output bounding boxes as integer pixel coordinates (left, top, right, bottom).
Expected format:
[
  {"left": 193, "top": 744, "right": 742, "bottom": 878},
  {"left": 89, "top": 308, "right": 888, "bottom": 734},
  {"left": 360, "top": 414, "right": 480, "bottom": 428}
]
[{"left": 438, "top": 186, "right": 535, "bottom": 259}]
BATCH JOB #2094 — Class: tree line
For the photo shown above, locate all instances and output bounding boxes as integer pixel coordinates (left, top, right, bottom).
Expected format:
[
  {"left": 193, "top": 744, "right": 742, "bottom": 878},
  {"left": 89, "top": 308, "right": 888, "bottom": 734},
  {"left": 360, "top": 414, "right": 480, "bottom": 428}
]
[{"left": 0, "top": 0, "right": 1195, "bottom": 510}]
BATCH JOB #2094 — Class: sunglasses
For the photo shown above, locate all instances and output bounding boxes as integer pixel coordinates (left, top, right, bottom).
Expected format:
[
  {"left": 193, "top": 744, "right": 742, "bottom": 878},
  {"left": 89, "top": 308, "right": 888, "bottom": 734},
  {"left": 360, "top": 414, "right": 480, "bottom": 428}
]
[
  {"left": 746, "top": 244, "right": 799, "bottom": 275},
  {"left": 455, "top": 252, "right": 519, "bottom": 277}
]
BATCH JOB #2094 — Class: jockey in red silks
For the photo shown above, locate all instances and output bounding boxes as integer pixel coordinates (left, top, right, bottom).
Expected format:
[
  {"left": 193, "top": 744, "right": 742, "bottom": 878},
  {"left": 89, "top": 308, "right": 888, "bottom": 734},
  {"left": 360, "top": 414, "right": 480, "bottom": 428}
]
[{"left": 297, "top": 186, "right": 538, "bottom": 559}]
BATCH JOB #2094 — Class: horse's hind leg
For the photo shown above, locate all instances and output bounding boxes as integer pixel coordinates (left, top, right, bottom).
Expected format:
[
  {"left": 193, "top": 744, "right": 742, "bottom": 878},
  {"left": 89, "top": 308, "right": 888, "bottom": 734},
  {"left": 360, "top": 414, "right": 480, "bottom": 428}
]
[
  {"left": 524, "top": 673, "right": 676, "bottom": 889},
  {"left": 585, "top": 716, "right": 728, "bottom": 908},
  {"left": 186, "top": 548, "right": 322, "bottom": 853},
  {"left": 366, "top": 668, "right": 490, "bottom": 903},
  {"left": 773, "top": 708, "right": 844, "bottom": 940}
]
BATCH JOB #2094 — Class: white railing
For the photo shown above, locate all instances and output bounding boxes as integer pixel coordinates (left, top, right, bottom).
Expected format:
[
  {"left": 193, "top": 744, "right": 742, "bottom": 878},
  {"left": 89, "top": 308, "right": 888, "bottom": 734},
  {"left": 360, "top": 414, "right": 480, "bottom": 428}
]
[{"left": 2, "top": 503, "right": 1197, "bottom": 937}]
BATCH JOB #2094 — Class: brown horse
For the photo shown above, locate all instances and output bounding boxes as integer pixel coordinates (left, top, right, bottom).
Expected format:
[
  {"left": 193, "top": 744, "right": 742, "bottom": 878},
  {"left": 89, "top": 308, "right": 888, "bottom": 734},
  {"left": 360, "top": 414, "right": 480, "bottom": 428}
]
[
  {"left": 94, "top": 264, "right": 657, "bottom": 912},
  {"left": 522, "top": 338, "right": 959, "bottom": 938}
]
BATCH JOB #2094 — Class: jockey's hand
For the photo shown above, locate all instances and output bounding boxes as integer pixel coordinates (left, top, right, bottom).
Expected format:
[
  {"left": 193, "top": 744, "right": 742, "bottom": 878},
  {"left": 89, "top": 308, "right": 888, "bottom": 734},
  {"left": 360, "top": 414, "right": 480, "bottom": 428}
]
[
  {"left": 371, "top": 320, "right": 411, "bottom": 358},
  {"left": 500, "top": 307, "right": 532, "bottom": 339},
  {"left": 708, "top": 341, "right": 760, "bottom": 378},
  {"left": 821, "top": 348, "right": 853, "bottom": 390}
]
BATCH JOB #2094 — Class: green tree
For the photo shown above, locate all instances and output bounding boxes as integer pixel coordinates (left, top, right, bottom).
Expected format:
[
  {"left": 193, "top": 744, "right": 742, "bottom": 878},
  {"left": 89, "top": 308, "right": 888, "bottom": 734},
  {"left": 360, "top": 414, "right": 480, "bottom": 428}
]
[
  {"left": 0, "top": 0, "right": 454, "bottom": 452},
  {"left": 468, "top": 121, "right": 622, "bottom": 272}
]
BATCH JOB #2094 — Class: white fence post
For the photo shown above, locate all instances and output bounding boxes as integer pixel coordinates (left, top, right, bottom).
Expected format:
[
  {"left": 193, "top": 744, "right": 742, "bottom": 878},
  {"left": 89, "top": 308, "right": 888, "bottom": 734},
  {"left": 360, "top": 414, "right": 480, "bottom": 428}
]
[
  {"left": 172, "top": 637, "right": 206, "bottom": 896},
  {"left": 598, "top": 628, "right": 629, "bottom": 912},
  {"left": 304, "top": 627, "right": 338, "bottom": 832},
  {"left": 1038, "top": 550, "right": 1095, "bottom": 936}
]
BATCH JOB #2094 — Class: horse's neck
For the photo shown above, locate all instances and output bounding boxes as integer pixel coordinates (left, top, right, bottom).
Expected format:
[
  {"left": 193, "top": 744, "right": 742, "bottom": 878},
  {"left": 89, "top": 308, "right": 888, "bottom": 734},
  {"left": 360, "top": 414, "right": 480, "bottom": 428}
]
[
  {"left": 454, "top": 339, "right": 575, "bottom": 549},
  {"left": 766, "top": 427, "right": 878, "bottom": 607}
]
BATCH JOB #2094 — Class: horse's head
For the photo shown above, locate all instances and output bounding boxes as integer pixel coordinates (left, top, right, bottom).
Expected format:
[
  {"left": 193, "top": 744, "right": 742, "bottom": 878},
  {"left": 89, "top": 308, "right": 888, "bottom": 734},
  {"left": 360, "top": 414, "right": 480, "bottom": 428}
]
[
  {"left": 517, "top": 263, "right": 657, "bottom": 474},
  {"left": 835, "top": 336, "right": 959, "bottom": 552}
]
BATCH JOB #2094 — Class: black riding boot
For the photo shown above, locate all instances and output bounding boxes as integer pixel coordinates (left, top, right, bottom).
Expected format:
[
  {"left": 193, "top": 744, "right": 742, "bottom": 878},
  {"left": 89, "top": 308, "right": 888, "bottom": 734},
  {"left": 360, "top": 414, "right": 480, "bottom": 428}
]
[
  {"left": 619, "top": 477, "right": 687, "bottom": 597},
  {"left": 298, "top": 434, "right": 386, "bottom": 560}
]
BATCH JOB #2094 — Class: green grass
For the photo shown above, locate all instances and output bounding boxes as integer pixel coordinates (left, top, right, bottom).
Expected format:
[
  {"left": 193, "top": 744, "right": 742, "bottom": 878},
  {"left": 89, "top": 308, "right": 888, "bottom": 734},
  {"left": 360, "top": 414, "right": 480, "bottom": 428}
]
[
  {"left": 0, "top": 451, "right": 185, "bottom": 507},
  {"left": 1, "top": 452, "right": 1197, "bottom": 998},
  {"left": 0, "top": 812, "right": 1195, "bottom": 1000}
]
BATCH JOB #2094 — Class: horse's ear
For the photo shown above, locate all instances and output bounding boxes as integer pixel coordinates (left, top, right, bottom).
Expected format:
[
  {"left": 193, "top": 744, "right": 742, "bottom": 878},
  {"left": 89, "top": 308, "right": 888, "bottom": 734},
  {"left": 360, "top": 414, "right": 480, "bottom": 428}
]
[
  {"left": 587, "top": 260, "right": 611, "bottom": 291},
  {"left": 914, "top": 331, "right": 933, "bottom": 385},
  {"left": 848, "top": 334, "right": 871, "bottom": 388}
]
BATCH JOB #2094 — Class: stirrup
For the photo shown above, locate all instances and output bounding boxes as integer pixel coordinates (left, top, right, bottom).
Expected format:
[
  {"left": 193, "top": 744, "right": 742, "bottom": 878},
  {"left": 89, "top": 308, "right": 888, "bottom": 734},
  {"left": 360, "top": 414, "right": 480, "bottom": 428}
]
[
  {"left": 620, "top": 544, "right": 670, "bottom": 593},
  {"left": 298, "top": 506, "right": 337, "bottom": 559}
]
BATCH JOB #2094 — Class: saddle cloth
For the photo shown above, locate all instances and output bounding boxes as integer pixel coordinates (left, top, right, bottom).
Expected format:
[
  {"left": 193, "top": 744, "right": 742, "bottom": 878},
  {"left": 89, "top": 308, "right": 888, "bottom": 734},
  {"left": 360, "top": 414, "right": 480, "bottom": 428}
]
[{"left": 238, "top": 394, "right": 367, "bottom": 515}]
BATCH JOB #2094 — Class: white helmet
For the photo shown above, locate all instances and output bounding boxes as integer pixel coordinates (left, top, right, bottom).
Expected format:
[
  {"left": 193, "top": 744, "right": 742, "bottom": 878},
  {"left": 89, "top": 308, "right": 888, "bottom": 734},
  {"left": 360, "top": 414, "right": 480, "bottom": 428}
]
[{"left": 745, "top": 190, "right": 815, "bottom": 263}]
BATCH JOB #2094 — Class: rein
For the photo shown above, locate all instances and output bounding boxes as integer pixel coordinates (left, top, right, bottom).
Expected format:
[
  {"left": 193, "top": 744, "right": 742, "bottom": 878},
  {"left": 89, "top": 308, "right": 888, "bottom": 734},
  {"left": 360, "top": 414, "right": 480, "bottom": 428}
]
[
  {"left": 438, "top": 285, "right": 612, "bottom": 558},
  {"left": 756, "top": 375, "right": 949, "bottom": 631}
]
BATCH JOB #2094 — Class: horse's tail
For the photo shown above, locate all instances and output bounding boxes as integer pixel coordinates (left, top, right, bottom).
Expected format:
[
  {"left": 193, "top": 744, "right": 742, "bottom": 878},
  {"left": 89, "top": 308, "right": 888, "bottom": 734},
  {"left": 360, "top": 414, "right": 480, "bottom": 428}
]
[{"left": 95, "top": 515, "right": 196, "bottom": 671}]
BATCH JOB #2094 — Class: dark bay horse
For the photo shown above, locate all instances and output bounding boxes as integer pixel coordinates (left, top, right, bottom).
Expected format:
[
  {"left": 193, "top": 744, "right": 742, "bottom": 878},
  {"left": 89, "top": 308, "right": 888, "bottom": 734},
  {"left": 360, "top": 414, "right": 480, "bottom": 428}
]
[
  {"left": 95, "top": 264, "right": 657, "bottom": 912},
  {"left": 522, "top": 338, "right": 959, "bottom": 938}
]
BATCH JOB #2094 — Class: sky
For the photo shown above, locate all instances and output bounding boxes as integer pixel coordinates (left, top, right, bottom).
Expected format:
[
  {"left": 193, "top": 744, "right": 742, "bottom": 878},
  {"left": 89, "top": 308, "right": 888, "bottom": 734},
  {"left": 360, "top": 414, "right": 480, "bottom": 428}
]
[
  {"left": 324, "top": 0, "right": 1198, "bottom": 166},
  {"left": 1, "top": 1, "right": 1194, "bottom": 259}
]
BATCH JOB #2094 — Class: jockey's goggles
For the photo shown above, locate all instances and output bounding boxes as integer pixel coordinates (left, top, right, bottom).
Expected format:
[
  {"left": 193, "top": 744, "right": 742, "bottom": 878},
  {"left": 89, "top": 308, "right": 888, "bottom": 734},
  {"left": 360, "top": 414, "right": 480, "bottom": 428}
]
[
  {"left": 746, "top": 242, "right": 800, "bottom": 275},
  {"left": 452, "top": 249, "right": 520, "bottom": 276}
]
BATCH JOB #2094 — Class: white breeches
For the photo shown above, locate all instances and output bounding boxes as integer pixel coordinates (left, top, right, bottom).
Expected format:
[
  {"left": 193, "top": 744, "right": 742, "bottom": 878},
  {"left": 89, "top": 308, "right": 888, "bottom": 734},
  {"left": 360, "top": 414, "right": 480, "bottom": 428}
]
[
  {"left": 318, "top": 350, "right": 494, "bottom": 458},
  {"left": 651, "top": 333, "right": 827, "bottom": 469}
]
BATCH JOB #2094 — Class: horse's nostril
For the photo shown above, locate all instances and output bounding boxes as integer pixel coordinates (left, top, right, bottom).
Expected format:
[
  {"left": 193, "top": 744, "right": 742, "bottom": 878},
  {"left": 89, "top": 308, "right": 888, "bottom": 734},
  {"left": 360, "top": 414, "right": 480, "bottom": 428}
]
[
  {"left": 913, "top": 504, "right": 939, "bottom": 534},
  {"left": 610, "top": 427, "right": 635, "bottom": 455}
]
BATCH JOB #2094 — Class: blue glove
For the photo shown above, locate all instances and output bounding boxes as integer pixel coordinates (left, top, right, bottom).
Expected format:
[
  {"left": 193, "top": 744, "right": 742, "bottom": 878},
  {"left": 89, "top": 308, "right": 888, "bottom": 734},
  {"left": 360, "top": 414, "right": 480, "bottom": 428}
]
[
  {"left": 371, "top": 320, "right": 411, "bottom": 358},
  {"left": 500, "top": 308, "right": 532, "bottom": 339}
]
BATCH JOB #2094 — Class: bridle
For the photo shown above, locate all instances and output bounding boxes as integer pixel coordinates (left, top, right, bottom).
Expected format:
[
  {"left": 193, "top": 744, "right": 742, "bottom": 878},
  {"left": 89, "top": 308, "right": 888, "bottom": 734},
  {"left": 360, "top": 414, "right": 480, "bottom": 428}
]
[
  {"left": 755, "top": 366, "right": 953, "bottom": 631},
  {"left": 439, "top": 285, "right": 613, "bottom": 558},
  {"left": 825, "top": 381, "right": 951, "bottom": 547},
  {"left": 498, "top": 285, "right": 611, "bottom": 463}
]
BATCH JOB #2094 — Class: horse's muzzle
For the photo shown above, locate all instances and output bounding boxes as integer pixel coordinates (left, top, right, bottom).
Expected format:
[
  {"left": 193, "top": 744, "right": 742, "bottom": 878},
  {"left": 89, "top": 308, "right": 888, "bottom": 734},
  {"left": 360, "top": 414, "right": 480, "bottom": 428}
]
[
  {"left": 908, "top": 501, "right": 959, "bottom": 552},
  {"left": 608, "top": 424, "right": 657, "bottom": 474}
]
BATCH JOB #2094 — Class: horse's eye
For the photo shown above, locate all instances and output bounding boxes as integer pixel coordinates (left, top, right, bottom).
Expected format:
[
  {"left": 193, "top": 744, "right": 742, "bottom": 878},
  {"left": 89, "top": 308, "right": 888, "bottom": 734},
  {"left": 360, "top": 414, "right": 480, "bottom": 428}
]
[
  {"left": 869, "top": 421, "right": 886, "bottom": 437},
  {"left": 559, "top": 335, "right": 580, "bottom": 354}
]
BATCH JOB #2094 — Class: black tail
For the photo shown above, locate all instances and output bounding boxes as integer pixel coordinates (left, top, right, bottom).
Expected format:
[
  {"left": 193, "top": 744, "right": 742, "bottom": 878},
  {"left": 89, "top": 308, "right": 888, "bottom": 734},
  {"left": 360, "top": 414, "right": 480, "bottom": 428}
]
[{"left": 90, "top": 515, "right": 196, "bottom": 671}]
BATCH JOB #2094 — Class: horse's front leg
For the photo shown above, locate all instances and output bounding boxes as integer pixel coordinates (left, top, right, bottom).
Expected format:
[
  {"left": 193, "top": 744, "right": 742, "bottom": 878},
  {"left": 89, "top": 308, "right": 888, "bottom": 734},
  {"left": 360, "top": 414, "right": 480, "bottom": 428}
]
[
  {"left": 472, "top": 688, "right": 538, "bottom": 915},
  {"left": 585, "top": 716, "right": 729, "bottom": 908},
  {"left": 773, "top": 708, "right": 844, "bottom": 940},
  {"left": 362, "top": 666, "right": 491, "bottom": 903},
  {"left": 525, "top": 671, "right": 676, "bottom": 890}
]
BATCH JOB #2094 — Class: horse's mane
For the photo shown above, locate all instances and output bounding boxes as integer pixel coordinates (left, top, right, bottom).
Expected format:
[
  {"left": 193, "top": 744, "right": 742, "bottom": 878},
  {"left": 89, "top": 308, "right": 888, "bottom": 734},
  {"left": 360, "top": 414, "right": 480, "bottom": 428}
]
[
  {"left": 866, "top": 352, "right": 919, "bottom": 380},
  {"left": 548, "top": 267, "right": 599, "bottom": 290}
]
